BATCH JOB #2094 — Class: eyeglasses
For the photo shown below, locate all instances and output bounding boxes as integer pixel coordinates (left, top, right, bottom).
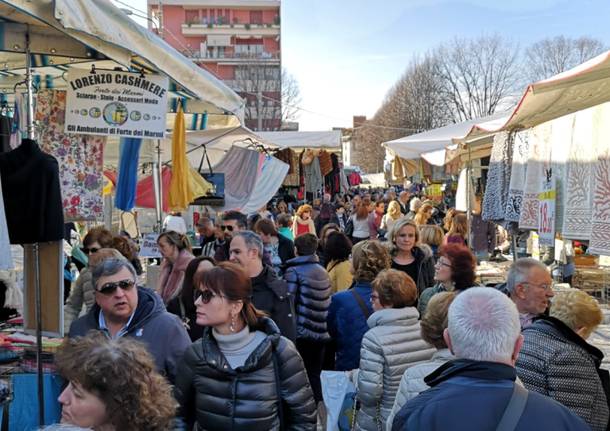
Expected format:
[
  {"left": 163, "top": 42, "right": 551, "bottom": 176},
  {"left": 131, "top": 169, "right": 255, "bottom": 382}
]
[
  {"left": 196, "top": 289, "right": 224, "bottom": 304},
  {"left": 220, "top": 225, "right": 234, "bottom": 232},
  {"left": 81, "top": 247, "right": 101, "bottom": 255},
  {"left": 370, "top": 293, "right": 380, "bottom": 302},
  {"left": 435, "top": 260, "right": 452, "bottom": 269},
  {"left": 522, "top": 282, "right": 554, "bottom": 292},
  {"left": 96, "top": 279, "right": 136, "bottom": 296}
]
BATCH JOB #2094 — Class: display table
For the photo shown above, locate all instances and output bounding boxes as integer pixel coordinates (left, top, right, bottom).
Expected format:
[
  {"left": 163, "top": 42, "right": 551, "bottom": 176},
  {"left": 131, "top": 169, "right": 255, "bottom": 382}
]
[{"left": 0, "top": 373, "right": 63, "bottom": 430}]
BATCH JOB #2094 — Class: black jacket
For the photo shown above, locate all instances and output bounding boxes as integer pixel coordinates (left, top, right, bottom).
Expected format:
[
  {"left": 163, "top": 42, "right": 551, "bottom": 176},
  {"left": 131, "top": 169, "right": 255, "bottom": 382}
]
[
  {"left": 517, "top": 315, "right": 610, "bottom": 431},
  {"left": 252, "top": 266, "right": 297, "bottom": 341},
  {"left": 392, "top": 245, "right": 435, "bottom": 296},
  {"left": 284, "top": 255, "right": 331, "bottom": 342},
  {"left": 69, "top": 287, "right": 191, "bottom": 384},
  {"left": 0, "top": 138, "right": 64, "bottom": 244},
  {"left": 175, "top": 317, "right": 316, "bottom": 430},
  {"left": 277, "top": 234, "right": 296, "bottom": 264}
]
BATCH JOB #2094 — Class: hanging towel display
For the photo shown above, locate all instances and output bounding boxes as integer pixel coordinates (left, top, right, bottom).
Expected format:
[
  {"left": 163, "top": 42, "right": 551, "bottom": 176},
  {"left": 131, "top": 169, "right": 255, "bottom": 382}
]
[
  {"left": 0, "top": 139, "right": 64, "bottom": 244},
  {"left": 213, "top": 146, "right": 263, "bottom": 211},
  {"left": 549, "top": 114, "right": 574, "bottom": 232},
  {"left": 505, "top": 130, "right": 530, "bottom": 222},
  {"left": 238, "top": 154, "right": 289, "bottom": 214},
  {"left": 482, "top": 132, "right": 513, "bottom": 222},
  {"left": 562, "top": 107, "right": 597, "bottom": 240},
  {"left": 136, "top": 167, "right": 172, "bottom": 212},
  {"left": 590, "top": 149, "right": 610, "bottom": 254},
  {"left": 36, "top": 90, "right": 105, "bottom": 222},
  {"left": 114, "top": 138, "right": 142, "bottom": 212},
  {"left": 0, "top": 172, "right": 12, "bottom": 269},
  {"left": 168, "top": 105, "right": 195, "bottom": 211}
]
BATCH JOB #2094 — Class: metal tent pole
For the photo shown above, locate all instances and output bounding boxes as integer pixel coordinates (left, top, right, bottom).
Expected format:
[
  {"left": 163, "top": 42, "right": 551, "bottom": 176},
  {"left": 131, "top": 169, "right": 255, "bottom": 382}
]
[
  {"left": 153, "top": 139, "right": 163, "bottom": 232},
  {"left": 25, "top": 28, "right": 45, "bottom": 427}
]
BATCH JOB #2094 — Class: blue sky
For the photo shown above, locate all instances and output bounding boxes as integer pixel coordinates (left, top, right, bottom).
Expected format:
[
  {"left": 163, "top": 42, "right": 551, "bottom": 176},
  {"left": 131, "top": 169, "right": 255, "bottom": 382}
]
[{"left": 119, "top": 0, "right": 610, "bottom": 131}]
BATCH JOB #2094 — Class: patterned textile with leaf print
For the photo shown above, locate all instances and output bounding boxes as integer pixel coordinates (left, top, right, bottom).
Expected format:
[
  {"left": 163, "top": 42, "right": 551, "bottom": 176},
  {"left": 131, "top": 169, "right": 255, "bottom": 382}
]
[
  {"left": 35, "top": 90, "right": 105, "bottom": 221},
  {"left": 590, "top": 152, "right": 610, "bottom": 255}
]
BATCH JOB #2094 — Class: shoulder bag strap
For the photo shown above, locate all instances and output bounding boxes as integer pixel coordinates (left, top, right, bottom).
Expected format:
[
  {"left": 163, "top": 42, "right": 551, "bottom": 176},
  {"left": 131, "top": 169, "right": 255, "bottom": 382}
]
[
  {"left": 351, "top": 289, "right": 371, "bottom": 319},
  {"left": 271, "top": 345, "right": 285, "bottom": 431},
  {"left": 197, "top": 144, "right": 214, "bottom": 174},
  {"left": 495, "top": 383, "right": 529, "bottom": 431}
]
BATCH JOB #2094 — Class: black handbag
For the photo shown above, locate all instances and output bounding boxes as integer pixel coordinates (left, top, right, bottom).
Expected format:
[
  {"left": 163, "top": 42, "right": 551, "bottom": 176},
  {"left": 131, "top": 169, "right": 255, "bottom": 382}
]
[{"left": 190, "top": 144, "right": 225, "bottom": 206}]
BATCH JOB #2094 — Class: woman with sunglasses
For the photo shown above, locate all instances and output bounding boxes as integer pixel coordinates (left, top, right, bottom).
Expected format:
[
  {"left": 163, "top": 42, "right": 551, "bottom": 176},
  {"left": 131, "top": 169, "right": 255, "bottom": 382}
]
[
  {"left": 417, "top": 243, "right": 477, "bottom": 316},
  {"left": 63, "top": 226, "right": 114, "bottom": 332},
  {"left": 157, "top": 231, "right": 194, "bottom": 305},
  {"left": 175, "top": 261, "right": 317, "bottom": 430}
]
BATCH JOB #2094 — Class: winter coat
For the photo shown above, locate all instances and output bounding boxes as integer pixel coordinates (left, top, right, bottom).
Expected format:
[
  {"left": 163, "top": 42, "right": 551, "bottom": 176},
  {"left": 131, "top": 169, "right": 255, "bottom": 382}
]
[
  {"left": 355, "top": 307, "right": 435, "bottom": 431},
  {"left": 69, "top": 287, "right": 191, "bottom": 384},
  {"left": 174, "top": 317, "right": 317, "bottom": 431},
  {"left": 251, "top": 266, "right": 297, "bottom": 342},
  {"left": 327, "top": 260, "right": 353, "bottom": 294},
  {"left": 516, "top": 315, "right": 610, "bottom": 431},
  {"left": 63, "top": 267, "right": 95, "bottom": 333},
  {"left": 417, "top": 283, "right": 448, "bottom": 317},
  {"left": 391, "top": 245, "right": 435, "bottom": 296},
  {"left": 392, "top": 359, "right": 590, "bottom": 431},
  {"left": 386, "top": 348, "right": 454, "bottom": 428},
  {"left": 327, "top": 281, "right": 373, "bottom": 371},
  {"left": 157, "top": 249, "right": 194, "bottom": 304},
  {"left": 277, "top": 234, "right": 296, "bottom": 264},
  {"left": 284, "top": 255, "right": 332, "bottom": 342}
]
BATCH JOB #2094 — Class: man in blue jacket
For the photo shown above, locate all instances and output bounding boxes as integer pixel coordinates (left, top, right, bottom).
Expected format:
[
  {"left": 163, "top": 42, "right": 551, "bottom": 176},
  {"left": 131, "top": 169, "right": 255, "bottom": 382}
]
[
  {"left": 392, "top": 287, "right": 590, "bottom": 431},
  {"left": 69, "top": 258, "right": 191, "bottom": 384}
]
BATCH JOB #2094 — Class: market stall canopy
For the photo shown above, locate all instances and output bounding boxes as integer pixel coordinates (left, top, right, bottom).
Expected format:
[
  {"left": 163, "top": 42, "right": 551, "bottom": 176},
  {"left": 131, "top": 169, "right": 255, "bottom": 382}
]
[
  {"left": 0, "top": 0, "right": 245, "bottom": 120},
  {"left": 257, "top": 131, "right": 342, "bottom": 150},
  {"left": 463, "top": 49, "right": 610, "bottom": 142},
  {"left": 383, "top": 113, "right": 508, "bottom": 166}
]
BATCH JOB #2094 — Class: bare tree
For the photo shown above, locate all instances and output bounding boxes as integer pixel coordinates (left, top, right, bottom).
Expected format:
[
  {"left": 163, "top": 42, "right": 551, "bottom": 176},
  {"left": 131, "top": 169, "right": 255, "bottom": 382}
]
[
  {"left": 233, "top": 62, "right": 281, "bottom": 130},
  {"left": 434, "top": 35, "right": 521, "bottom": 122},
  {"left": 281, "top": 68, "right": 302, "bottom": 123},
  {"left": 524, "top": 36, "right": 606, "bottom": 83}
]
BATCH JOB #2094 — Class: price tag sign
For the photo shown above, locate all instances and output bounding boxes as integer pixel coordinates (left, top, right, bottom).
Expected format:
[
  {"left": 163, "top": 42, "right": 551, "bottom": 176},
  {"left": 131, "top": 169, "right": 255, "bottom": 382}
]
[{"left": 538, "top": 171, "right": 556, "bottom": 247}]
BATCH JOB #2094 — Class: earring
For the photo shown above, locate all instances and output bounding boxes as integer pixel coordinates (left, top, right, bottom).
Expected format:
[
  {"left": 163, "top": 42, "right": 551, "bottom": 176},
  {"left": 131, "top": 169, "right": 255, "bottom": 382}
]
[{"left": 229, "top": 315, "right": 236, "bottom": 333}]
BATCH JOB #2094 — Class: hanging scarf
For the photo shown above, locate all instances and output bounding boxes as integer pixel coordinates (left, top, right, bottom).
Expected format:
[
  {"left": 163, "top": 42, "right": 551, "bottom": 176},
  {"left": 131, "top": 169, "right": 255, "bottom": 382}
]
[{"left": 114, "top": 137, "right": 142, "bottom": 211}]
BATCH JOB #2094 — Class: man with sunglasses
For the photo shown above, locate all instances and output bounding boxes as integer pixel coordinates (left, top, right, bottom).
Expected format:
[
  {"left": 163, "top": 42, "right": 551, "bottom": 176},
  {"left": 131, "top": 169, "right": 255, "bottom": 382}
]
[
  {"left": 68, "top": 258, "right": 190, "bottom": 384},
  {"left": 214, "top": 210, "right": 247, "bottom": 262},
  {"left": 505, "top": 258, "right": 555, "bottom": 329}
]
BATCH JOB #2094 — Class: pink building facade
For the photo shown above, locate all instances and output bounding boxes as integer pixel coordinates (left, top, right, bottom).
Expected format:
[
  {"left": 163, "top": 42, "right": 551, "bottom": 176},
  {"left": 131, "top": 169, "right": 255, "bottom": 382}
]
[{"left": 148, "top": 0, "right": 282, "bottom": 131}]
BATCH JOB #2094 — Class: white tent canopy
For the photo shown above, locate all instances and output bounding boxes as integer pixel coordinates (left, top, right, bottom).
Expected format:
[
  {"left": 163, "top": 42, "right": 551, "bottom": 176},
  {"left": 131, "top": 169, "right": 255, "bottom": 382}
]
[
  {"left": 257, "top": 131, "right": 342, "bottom": 150},
  {"left": 0, "top": 0, "right": 245, "bottom": 119},
  {"left": 383, "top": 113, "right": 508, "bottom": 166}
]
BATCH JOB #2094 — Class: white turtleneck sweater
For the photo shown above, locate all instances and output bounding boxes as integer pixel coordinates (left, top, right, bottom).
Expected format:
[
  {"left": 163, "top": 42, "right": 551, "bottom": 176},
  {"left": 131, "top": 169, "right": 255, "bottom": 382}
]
[{"left": 213, "top": 326, "right": 267, "bottom": 369}]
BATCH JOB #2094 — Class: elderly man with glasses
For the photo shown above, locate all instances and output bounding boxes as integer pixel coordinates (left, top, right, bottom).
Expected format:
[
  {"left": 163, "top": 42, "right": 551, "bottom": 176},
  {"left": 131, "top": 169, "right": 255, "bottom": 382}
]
[
  {"left": 68, "top": 258, "right": 191, "bottom": 384},
  {"left": 505, "top": 258, "right": 555, "bottom": 329}
]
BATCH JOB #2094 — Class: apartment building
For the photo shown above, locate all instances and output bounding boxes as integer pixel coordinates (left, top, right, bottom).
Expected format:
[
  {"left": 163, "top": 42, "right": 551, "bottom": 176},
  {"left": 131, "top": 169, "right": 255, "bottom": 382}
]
[{"left": 148, "top": 0, "right": 282, "bottom": 131}]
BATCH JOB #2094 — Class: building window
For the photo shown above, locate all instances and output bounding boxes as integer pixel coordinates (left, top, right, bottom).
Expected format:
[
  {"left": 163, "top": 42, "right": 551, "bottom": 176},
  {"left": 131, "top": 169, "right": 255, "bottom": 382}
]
[
  {"left": 185, "top": 10, "right": 199, "bottom": 24},
  {"left": 250, "top": 11, "right": 263, "bottom": 25}
]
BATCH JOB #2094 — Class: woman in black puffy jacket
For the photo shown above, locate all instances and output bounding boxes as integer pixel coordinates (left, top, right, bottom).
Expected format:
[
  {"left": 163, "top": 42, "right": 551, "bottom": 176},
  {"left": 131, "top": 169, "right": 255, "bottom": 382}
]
[{"left": 175, "top": 261, "right": 316, "bottom": 431}]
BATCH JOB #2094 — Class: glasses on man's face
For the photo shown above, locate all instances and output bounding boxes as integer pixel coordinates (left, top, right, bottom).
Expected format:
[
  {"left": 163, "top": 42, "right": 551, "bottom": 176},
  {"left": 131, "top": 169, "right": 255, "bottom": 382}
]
[
  {"left": 220, "top": 225, "right": 234, "bottom": 232},
  {"left": 196, "top": 289, "right": 223, "bottom": 304},
  {"left": 523, "top": 282, "right": 553, "bottom": 292},
  {"left": 81, "top": 247, "right": 101, "bottom": 255},
  {"left": 96, "top": 279, "right": 136, "bottom": 296}
]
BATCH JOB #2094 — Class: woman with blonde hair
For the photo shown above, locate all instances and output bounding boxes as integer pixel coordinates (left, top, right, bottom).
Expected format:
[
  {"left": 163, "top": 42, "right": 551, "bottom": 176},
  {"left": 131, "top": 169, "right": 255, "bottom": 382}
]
[
  {"left": 380, "top": 200, "right": 403, "bottom": 239},
  {"left": 516, "top": 290, "right": 609, "bottom": 431},
  {"left": 443, "top": 208, "right": 457, "bottom": 233},
  {"left": 413, "top": 203, "right": 433, "bottom": 226},
  {"left": 419, "top": 225, "right": 444, "bottom": 260},
  {"left": 157, "top": 231, "right": 194, "bottom": 305},
  {"left": 292, "top": 204, "right": 317, "bottom": 238},
  {"left": 443, "top": 212, "right": 468, "bottom": 246},
  {"left": 56, "top": 332, "right": 177, "bottom": 430},
  {"left": 355, "top": 269, "right": 434, "bottom": 430},
  {"left": 388, "top": 219, "right": 435, "bottom": 295}
]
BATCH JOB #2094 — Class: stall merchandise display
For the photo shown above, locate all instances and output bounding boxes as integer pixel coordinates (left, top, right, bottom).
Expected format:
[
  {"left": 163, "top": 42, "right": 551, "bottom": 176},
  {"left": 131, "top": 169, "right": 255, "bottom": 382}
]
[
  {"left": 504, "top": 130, "right": 529, "bottom": 223},
  {"left": 475, "top": 261, "right": 511, "bottom": 286},
  {"left": 114, "top": 137, "right": 142, "bottom": 212},
  {"left": 36, "top": 90, "right": 105, "bottom": 222},
  {"left": 589, "top": 105, "right": 610, "bottom": 255},
  {"left": 482, "top": 132, "right": 513, "bottom": 223},
  {"left": 571, "top": 266, "right": 610, "bottom": 303}
]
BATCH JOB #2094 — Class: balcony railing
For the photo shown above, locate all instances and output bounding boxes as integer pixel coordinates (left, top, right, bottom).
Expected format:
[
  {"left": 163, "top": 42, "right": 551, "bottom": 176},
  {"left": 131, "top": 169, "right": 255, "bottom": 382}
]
[
  {"left": 181, "top": 22, "right": 280, "bottom": 36},
  {"left": 185, "top": 51, "right": 280, "bottom": 62}
]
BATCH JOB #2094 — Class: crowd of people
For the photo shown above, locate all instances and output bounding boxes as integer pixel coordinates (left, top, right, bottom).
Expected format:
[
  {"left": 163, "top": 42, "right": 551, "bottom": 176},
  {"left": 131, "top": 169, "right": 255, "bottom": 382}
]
[{"left": 53, "top": 188, "right": 609, "bottom": 430}]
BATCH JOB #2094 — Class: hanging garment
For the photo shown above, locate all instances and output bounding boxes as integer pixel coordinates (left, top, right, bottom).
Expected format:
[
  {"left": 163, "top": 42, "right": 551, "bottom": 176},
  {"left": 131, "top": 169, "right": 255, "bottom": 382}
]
[
  {"left": 135, "top": 166, "right": 172, "bottom": 212},
  {"left": 562, "top": 107, "right": 598, "bottom": 240},
  {"left": 339, "top": 165, "right": 350, "bottom": 194},
  {"left": 590, "top": 149, "right": 610, "bottom": 254},
  {"left": 238, "top": 154, "right": 289, "bottom": 214},
  {"left": 0, "top": 172, "right": 12, "bottom": 269},
  {"left": 168, "top": 105, "right": 195, "bottom": 211},
  {"left": 304, "top": 156, "right": 324, "bottom": 195},
  {"left": 114, "top": 138, "right": 142, "bottom": 212},
  {"left": 549, "top": 113, "right": 574, "bottom": 233},
  {"left": 392, "top": 156, "right": 406, "bottom": 181},
  {"left": 505, "top": 130, "right": 530, "bottom": 223},
  {"left": 455, "top": 168, "right": 475, "bottom": 213},
  {"left": 274, "top": 148, "right": 296, "bottom": 174},
  {"left": 318, "top": 150, "right": 333, "bottom": 176},
  {"left": 482, "top": 132, "right": 513, "bottom": 223},
  {"left": 213, "top": 146, "right": 260, "bottom": 210},
  {"left": 36, "top": 90, "right": 105, "bottom": 222},
  {"left": 0, "top": 116, "right": 11, "bottom": 154},
  {"left": 0, "top": 139, "right": 64, "bottom": 244}
]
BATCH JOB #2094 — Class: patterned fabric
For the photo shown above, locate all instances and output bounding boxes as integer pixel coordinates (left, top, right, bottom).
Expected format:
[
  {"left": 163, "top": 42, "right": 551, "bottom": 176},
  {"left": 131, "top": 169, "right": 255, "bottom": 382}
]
[
  {"left": 590, "top": 149, "right": 610, "bottom": 254},
  {"left": 519, "top": 123, "right": 552, "bottom": 230},
  {"left": 550, "top": 114, "right": 574, "bottom": 232},
  {"left": 36, "top": 90, "right": 105, "bottom": 221},
  {"left": 505, "top": 130, "right": 529, "bottom": 222},
  {"left": 482, "top": 132, "right": 513, "bottom": 222},
  {"left": 562, "top": 108, "right": 597, "bottom": 240},
  {"left": 282, "top": 149, "right": 300, "bottom": 187}
]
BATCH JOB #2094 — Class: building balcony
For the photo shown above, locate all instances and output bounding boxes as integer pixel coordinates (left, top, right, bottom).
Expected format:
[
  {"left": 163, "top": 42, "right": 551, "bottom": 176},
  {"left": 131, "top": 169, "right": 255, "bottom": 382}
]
[
  {"left": 187, "top": 51, "right": 280, "bottom": 64},
  {"left": 182, "top": 23, "right": 280, "bottom": 37}
]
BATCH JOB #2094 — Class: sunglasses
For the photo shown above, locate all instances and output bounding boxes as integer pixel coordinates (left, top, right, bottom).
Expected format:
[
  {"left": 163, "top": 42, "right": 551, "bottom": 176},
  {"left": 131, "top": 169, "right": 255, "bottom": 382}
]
[
  {"left": 96, "top": 279, "right": 136, "bottom": 296},
  {"left": 196, "top": 289, "right": 223, "bottom": 304},
  {"left": 81, "top": 247, "right": 101, "bottom": 255},
  {"left": 220, "top": 225, "right": 234, "bottom": 232}
]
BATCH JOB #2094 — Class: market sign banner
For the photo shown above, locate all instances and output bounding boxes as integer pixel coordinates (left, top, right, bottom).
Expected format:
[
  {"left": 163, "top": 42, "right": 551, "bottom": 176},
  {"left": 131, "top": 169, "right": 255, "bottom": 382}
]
[
  {"left": 65, "top": 70, "right": 168, "bottom": 138},
  {"left": 538, "top": 169, "right": 556, "bottom": 247}
]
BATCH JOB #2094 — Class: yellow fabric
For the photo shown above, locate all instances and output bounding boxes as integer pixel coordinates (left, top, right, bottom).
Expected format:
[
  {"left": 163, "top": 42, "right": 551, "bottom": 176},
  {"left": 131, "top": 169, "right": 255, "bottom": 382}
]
[
  {"left": 102, "top": 175, "right": 114, "bottom": 196},
  {"left": 327, "top": 260, "right": 353, "bottom": 294},
  {"left": 168, "top": 105, "right": 194, "bottom": 210},
  {"left": 189, "top": 167, "right": 213, "bottom": 198},
  {"left": 392, "top": 156, "right": 405, "bottom": 181}
]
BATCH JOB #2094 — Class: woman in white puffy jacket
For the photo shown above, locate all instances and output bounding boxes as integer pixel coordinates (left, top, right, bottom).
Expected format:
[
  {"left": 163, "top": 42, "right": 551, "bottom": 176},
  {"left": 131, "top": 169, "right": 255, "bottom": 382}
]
[
  {"left": 355, "top": 269, "right": 435, "bottom": 431},
  {"left": 386, "top": 291, "right": 456, "bottom": 428}
]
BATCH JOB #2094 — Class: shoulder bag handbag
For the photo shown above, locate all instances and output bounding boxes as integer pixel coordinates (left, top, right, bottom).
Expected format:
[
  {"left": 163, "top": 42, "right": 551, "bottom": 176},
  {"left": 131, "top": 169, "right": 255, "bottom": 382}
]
[{"left": 191, "top": 144, "right": 225, "bottom": 207}]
